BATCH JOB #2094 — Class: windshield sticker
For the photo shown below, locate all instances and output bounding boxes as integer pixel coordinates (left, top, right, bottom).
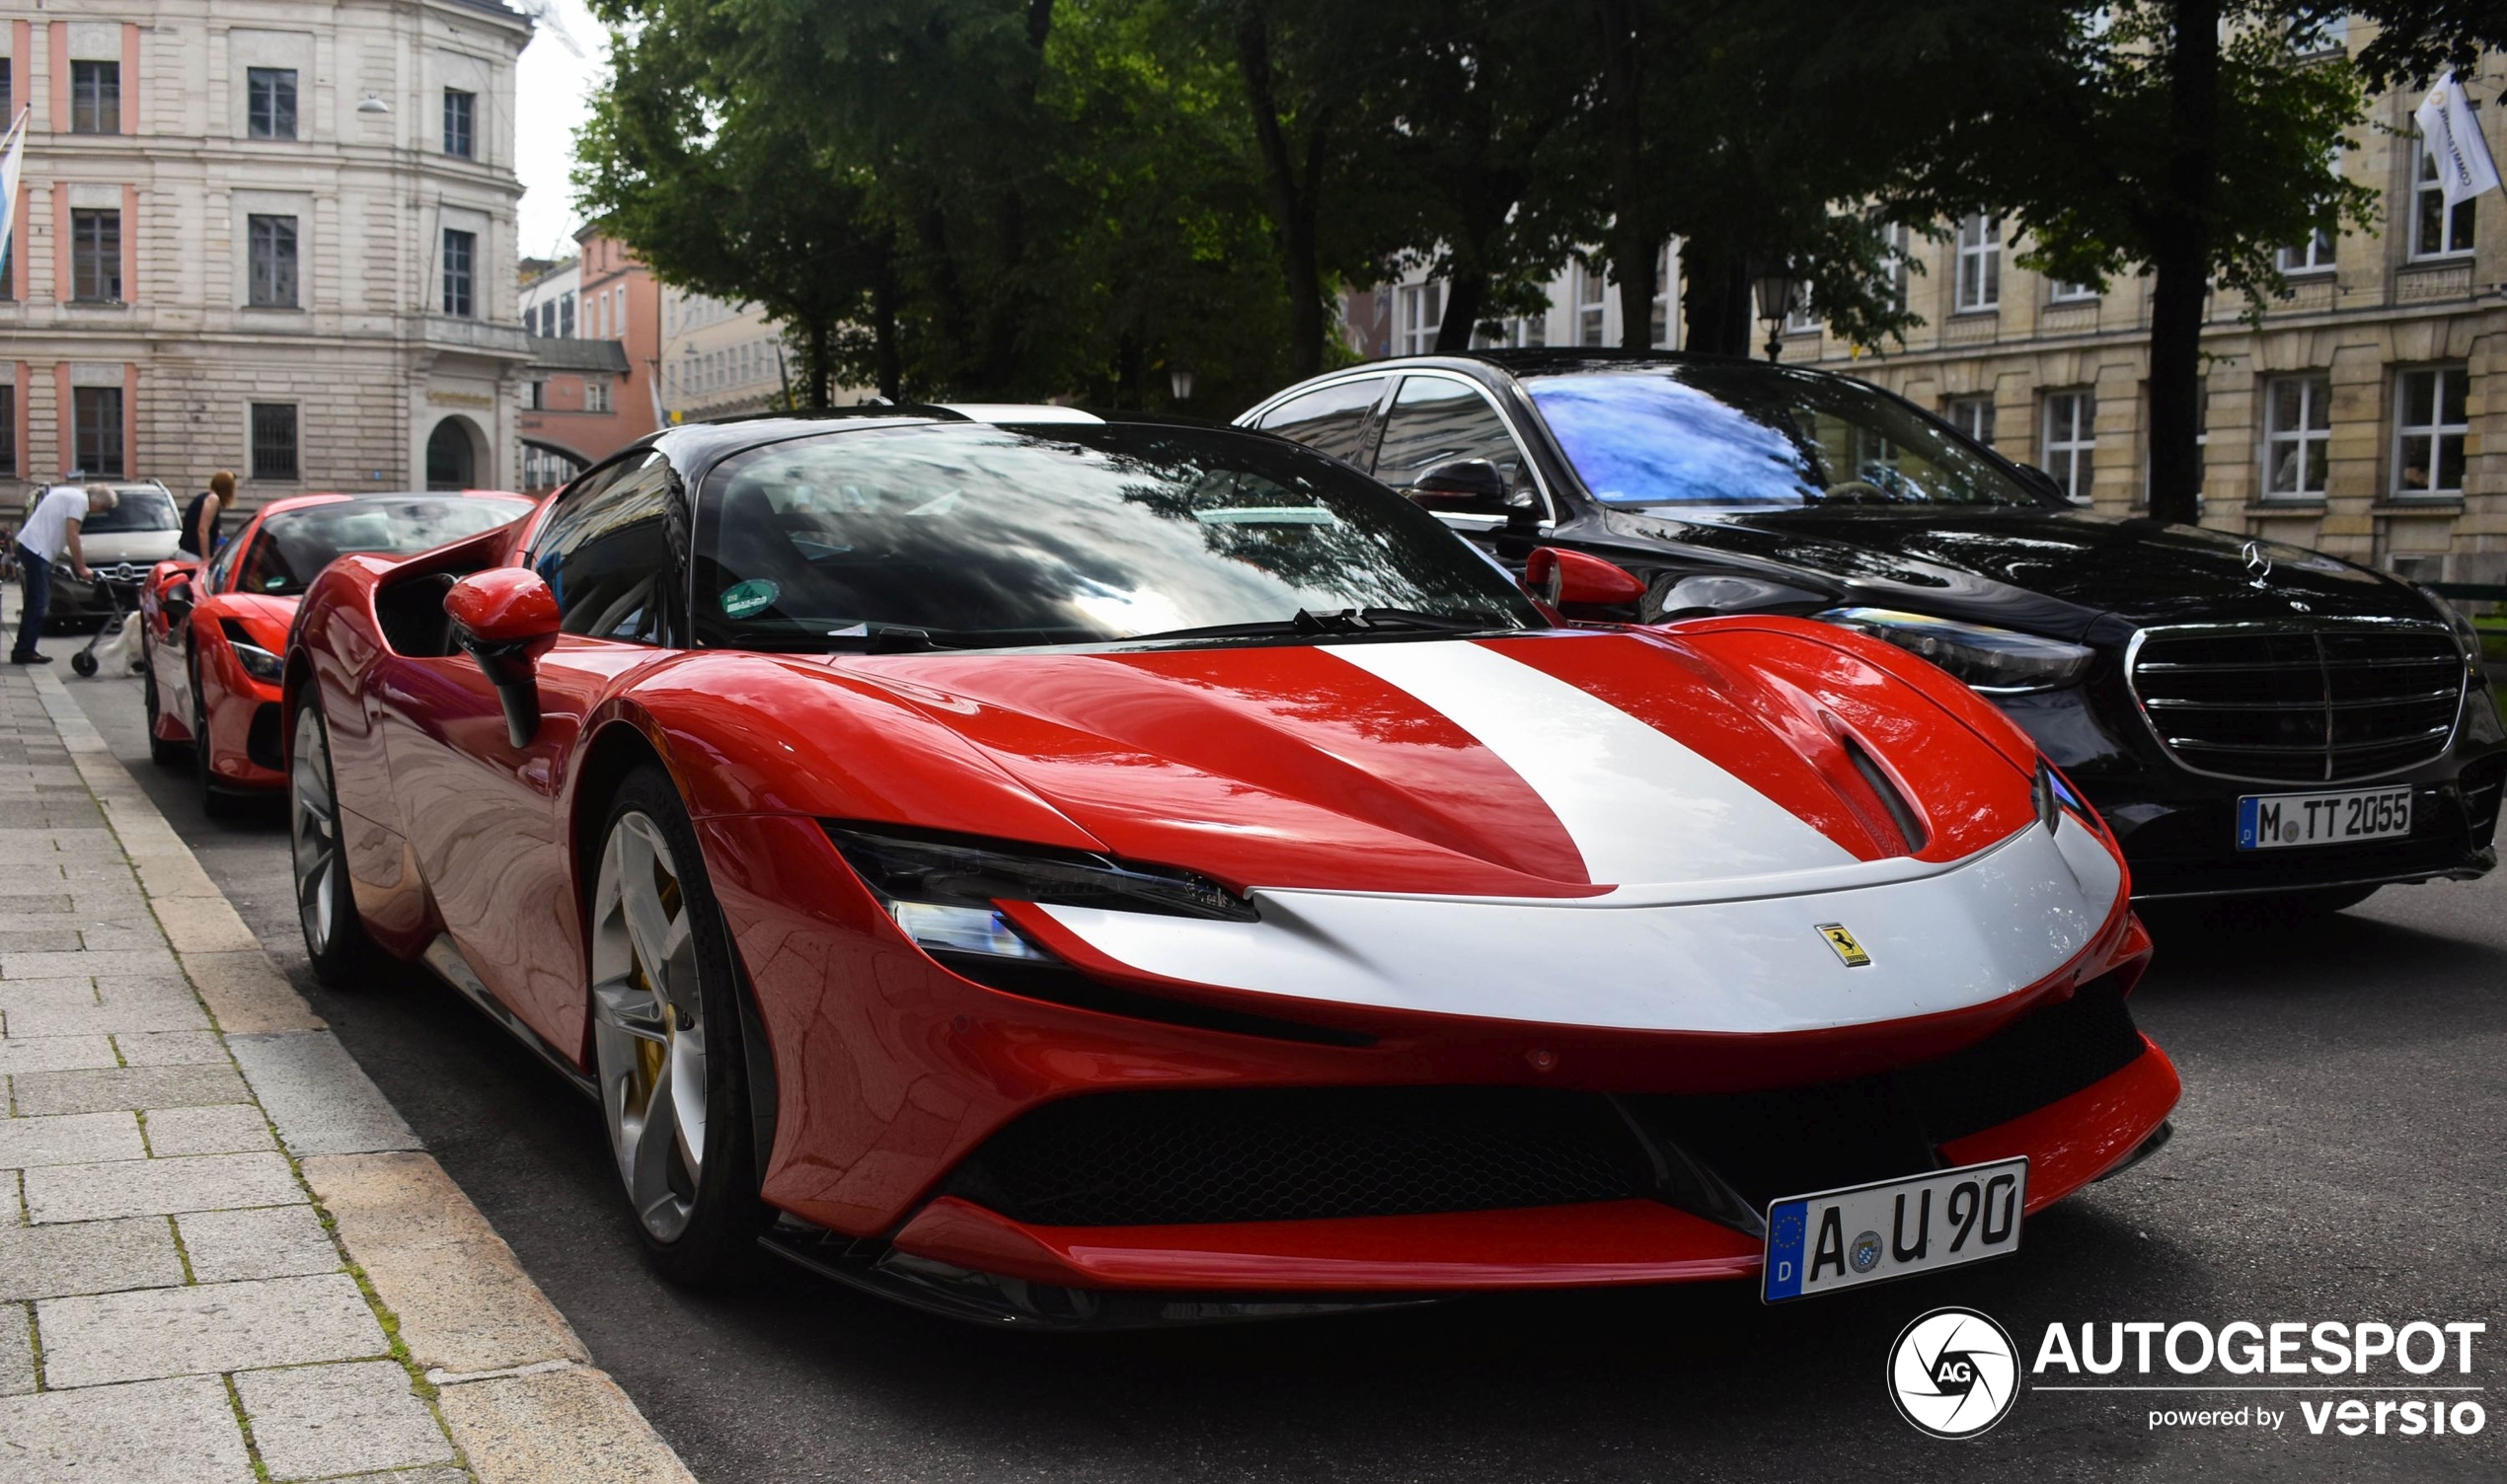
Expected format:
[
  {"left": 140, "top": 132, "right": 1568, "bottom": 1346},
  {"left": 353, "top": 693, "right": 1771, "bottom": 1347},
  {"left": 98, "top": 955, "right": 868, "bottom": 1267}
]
[{"left": 720, "top": 578, "right": 781, "bottom": 619}]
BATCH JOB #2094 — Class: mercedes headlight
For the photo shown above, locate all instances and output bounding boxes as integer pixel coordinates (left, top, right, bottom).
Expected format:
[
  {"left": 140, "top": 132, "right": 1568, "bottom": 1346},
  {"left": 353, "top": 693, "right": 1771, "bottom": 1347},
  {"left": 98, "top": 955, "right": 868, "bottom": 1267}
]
[
  {"left": 1814, "top": 608, "right": 2092, "bottom": 694},
  {"left": 826, "top": 826, "right": 1256, "bottom": 960}
]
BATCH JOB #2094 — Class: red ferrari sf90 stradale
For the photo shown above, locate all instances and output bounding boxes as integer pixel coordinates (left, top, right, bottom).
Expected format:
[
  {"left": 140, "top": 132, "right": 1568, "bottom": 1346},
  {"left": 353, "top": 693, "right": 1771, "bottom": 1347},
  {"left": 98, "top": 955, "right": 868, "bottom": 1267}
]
[{"left": 283, "top": 408, "right": 2177, "bottom": 1324}]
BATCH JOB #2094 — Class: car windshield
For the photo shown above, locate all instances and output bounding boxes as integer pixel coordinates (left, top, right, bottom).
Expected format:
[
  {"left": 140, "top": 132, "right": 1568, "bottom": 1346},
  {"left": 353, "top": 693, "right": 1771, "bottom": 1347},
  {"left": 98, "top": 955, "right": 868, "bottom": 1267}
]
[
  {"left": 691, "top": 421, "right": 1541, "bottom": 651},
  {"left": 1524, "top": 367, "right": 2051, "bottom": 509},
  {"left": 82, "top": 487, "right": 179, "bottom": 534},
  {"left": 236, "top": 497, "right": 533, "bottom": 597}
]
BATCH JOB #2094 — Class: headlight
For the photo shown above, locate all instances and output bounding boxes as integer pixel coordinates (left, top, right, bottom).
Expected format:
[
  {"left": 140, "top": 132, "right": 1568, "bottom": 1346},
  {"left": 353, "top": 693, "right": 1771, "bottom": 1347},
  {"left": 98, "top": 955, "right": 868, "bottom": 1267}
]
[
  {"left": 1813, "top": 608, "right": 2093, "bottom": 694},
  {"left": 826, "top": 826, "right": 1257, "bottom": 959},
  {"left": 218, "top": 621, "right": 283, "bottom": 683}
]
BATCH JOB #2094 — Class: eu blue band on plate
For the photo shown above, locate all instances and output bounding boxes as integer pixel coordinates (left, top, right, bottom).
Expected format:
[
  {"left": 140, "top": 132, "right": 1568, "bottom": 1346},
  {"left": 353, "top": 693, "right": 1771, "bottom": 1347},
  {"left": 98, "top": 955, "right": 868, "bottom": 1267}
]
[
  {"left": 2236, "top": 796, "right": 2259, "bottom": 850},
  {"left": 1762, "top": 1199, "right": 1809, "bottom": 1301}
]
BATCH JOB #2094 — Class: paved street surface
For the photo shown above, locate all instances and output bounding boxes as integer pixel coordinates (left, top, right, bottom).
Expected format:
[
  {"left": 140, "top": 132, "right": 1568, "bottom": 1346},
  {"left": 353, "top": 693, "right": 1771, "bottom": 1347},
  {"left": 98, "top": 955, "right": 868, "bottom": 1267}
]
[{"left": 64, "top": 663, "right": 2507, "bottom": 1482}]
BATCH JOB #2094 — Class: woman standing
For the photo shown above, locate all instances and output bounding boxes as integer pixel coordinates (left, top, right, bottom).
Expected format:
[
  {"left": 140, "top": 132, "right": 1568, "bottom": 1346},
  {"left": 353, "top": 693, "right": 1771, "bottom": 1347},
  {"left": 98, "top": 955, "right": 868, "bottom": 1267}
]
[{"left": 181, "top": 471, "right": 235, "bottom": 560}]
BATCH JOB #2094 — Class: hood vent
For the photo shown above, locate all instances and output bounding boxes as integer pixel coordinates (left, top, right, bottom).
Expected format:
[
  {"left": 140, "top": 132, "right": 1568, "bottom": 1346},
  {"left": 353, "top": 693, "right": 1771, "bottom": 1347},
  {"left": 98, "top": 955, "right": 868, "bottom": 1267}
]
[{"left": 1841, "top": 735, "right": 1930, "bottom": 856}]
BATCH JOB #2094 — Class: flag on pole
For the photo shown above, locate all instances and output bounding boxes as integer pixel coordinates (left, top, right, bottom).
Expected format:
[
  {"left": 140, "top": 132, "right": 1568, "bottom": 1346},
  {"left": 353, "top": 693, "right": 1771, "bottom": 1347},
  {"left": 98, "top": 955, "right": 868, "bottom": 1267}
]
[
  {"left": 2414, "top": 72, "right": 2501, "bottom": 209},
  {"left": 0, "top": 108, "right": 29, "bottom": 271}
]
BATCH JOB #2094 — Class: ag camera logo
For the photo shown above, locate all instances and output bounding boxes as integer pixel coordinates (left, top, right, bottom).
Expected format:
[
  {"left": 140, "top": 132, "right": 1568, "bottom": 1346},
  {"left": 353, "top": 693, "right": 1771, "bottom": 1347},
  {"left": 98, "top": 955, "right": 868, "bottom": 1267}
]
[{"left": 1890, "top": 1307, "right": 2021, "bottom": 1439}]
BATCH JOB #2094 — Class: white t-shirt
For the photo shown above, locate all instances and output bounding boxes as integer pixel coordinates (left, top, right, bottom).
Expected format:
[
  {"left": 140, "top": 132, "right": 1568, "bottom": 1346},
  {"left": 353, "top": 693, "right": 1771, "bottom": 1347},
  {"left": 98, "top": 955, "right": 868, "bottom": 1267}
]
[{"left": 18, "top": 485, "right": 92, "bottom": 564}]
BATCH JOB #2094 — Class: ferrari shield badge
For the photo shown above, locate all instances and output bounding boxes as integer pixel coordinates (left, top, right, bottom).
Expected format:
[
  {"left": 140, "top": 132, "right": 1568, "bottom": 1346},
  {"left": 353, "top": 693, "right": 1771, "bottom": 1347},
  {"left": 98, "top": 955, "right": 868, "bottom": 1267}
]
[{"left": 1817, "top": 924, "right": 1871, "bottom": 968}]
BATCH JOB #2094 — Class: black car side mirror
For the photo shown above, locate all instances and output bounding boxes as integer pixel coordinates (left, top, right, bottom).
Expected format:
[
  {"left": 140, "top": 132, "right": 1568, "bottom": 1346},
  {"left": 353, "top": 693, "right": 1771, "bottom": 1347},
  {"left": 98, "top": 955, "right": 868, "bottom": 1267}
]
[
  {"left": 2013, "top": 463, "right": 2071, "bottom": 504},
  {"left": 1405, "top": 459, "right": 1512, "bottom": 515}
]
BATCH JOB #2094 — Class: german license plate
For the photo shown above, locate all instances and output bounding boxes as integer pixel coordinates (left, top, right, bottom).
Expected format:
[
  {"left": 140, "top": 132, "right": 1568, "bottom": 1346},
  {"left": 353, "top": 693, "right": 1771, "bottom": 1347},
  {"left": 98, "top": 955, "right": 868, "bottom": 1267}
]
[
  {"left": 2236, "top": 786, "right": 2411, "bottom": 850},
  {"left": 1761, "top": 1157, "right": 2026, "bottom": 1303}
]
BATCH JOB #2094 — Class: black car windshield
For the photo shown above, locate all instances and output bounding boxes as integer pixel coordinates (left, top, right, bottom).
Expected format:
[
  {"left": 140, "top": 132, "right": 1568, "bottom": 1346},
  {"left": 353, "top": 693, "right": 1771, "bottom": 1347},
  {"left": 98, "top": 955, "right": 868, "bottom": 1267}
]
[
  {"left": 691, "top": 421, "right": 1541, "bottom": 650},
  {"left": 235, "top": 497, "right": 533, "bottom": 596},
  {"left": 1525, "top": 366, "right": 2052, "bottom": 509},
  {"left": 83, "top": 487, "right": 179, "bottom": 534}
]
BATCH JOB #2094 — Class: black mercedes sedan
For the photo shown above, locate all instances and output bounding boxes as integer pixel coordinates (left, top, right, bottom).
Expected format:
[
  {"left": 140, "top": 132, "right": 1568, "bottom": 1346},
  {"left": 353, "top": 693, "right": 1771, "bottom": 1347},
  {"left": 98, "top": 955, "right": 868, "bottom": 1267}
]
[{"left": 1238, "top": 351, "right": 2504, "bottom": 913}]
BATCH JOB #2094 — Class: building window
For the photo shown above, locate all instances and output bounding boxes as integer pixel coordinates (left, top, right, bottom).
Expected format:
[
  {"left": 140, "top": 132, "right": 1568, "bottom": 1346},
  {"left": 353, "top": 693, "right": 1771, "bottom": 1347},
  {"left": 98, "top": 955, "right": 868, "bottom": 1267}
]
[
  {"left": 247, "top": 68, "right": 298, "bottom": 140},
  {"left": 71, "top": 209, "right": 121, "bottom": 303},
  {"left": 1877, "top": 221, "right": 1911, "bottom": 312},
  {"left": 1784, "top": 283, "right": 1818, "bottom": 334},
  {"left": 250, "top": 403, "right": 298, "bottom": 481},
  {"left": 2412, "top": 149, "right": 2476, "bottom": 258},
  {"left": 70, "top": 60, "right": 119, "bottom": 134},
  {"left": 1649, "top": 243, "right": 1674, "bottom": 346},
  {"left": 1945, "top": 395, "right": 1995, "bottom": 447},
  {"left": 1574, "top": 264, "right": 1607, "bottom": 346},
  {"left": 443, "top": 89, "right": 477, "bottom": 158},
  {"left": 2393, "top": 366, "right": 2469, "bottom": 497},
  {"left": 1955, "top": 216, "right": 2001, "bottom": 312},
  {"left": 2261, "top": 374, "right": 2331, "bottom": 499},
  {"left": 247, "top": 215, "right": 298, "bottom": 308},
  {"left": 586, "top": 378, "right": 613, "bottom": 413},
  {"left": 0, "top": 385, "right": 15, "bottom": 477},
  {"left": 526, "top": 379, "right": 547, "bottom": 410},
  {"left": 2048, "top": 277, "right": 2098, "bottom": 303},
  {"left": 73, "top": 386, "right": 124, "bottom": 478},
  {"left": 2278, "top": 226, "right": 2335, "bottom": 274},
  {"left": 2041, "top": 389, "right": 2094, "bottom": 502},
  {"left": 441, "top": 229, "right": 476, "bottom": 317},
  {"left": 558, "top": 294, "right": 574, "bottom": 337},
  {"left": 1396, "top": 282, "right": 1441, "bottom": 356}
]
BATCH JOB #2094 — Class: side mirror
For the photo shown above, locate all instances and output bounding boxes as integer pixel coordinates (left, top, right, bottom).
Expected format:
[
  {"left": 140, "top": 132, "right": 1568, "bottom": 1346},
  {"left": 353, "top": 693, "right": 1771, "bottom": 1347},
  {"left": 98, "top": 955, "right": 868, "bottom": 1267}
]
[
  {"left": 1526, "top": 548, "right": 1646, "bottom": 614},
  {"left": 446, "top": 569, "right": 561, "bottom": 748},
  {"left": 1404, "top": 458, "right": 1511, "bottom": 514},
  {"left": 1649, "top": 572, "right": 1832, "bottom": 623}
]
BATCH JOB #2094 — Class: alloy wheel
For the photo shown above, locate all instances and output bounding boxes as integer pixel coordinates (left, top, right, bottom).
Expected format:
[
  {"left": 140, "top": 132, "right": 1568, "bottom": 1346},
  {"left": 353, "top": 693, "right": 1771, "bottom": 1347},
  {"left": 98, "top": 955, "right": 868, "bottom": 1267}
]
[
  {"left": 589, "top": 812, "right": 709, "bottom": 1244},
  {"left": 289, "top": 707, "right": 338, "bottom": 956}
]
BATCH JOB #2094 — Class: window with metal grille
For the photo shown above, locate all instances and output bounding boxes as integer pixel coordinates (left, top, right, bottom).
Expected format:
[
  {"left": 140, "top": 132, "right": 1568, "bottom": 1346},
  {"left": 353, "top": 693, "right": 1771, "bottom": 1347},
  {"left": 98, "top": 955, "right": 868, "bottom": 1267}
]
[
  {"left": 443, "top": 89, "right": 475, "bottom": 158},
  {"left": 2262, "top": 374, "right": 2331, "bottom": 499},
  {"left": 2394, "top": 366, "right": 2468, "bottom": 497},
  {"left": 1955, "top": 216, "right": 2001, "bottom": 311},
  {"left": 2041, "top": 388, "right": 2094, "bottom": 502},
  {"left": 247, "top": 68, "right": 297, "bottom": 139},
  {"left": 247, "top": 215, "right": 297, "bottom": 308},
  {"left": 250, "top": 403, "right": 297, "bottom": 481},
  {"left": 73, "top": 386, "right": 124, "bottom": 478},
  {"left": 441, "top": 229, "right": 475, "bottom": 318},
  {"left": 70, "top": 60, "right": 119, "bottom": 134},
  {"left": 71, "top": 209, "right": 121, "bottom": 302},
  {"left": 1945, "top": 395, "right": 1995, "bottom": 447}
]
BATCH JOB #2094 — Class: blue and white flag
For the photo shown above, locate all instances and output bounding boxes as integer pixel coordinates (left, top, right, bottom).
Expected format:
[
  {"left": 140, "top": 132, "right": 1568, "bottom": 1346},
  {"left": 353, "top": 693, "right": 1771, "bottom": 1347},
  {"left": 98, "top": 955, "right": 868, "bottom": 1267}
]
[{"left": 2415, "top": 73, "right": 2501, "bottom": 209}]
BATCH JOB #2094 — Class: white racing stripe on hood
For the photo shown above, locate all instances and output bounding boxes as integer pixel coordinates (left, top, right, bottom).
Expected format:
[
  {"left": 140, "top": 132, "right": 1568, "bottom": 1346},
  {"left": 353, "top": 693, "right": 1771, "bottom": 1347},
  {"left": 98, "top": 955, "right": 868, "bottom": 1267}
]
[{"left": 1328, "top": 639, "right": 1853, "bottom": 887}]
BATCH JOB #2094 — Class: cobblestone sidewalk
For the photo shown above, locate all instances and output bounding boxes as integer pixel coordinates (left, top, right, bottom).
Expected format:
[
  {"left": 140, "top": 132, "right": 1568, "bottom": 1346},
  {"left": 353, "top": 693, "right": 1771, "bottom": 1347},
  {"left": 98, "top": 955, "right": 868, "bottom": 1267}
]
[{"left": 0, "top": 652, "right": 693, "bottom": 1482}]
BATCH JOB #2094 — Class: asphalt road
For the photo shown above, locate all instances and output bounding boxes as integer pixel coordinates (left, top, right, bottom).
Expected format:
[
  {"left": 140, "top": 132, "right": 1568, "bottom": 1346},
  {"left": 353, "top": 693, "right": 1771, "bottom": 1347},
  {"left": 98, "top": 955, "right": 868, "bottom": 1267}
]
[{"left": 62, "top": 667, "right": 2507, "bottom": 1482}]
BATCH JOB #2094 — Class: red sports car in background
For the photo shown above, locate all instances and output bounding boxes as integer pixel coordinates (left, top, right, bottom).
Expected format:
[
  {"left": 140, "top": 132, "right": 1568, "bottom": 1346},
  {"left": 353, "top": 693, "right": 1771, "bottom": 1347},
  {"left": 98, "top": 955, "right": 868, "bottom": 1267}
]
[
  {"left": 140, "top": 491, "right": 534, "bottom": 814},
  {"left": 282, "top": 410, "right": 2176, "bottom": 1324}
]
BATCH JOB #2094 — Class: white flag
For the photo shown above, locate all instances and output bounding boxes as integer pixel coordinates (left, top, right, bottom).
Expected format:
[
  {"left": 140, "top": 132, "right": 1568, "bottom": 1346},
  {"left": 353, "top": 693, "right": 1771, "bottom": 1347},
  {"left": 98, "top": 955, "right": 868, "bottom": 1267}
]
[
  {"left": 2414, "top": 73, "right": 2501, "bottom": 209},
  {"left": 0, "top": 109, "right": 28, "bottom": 268}
]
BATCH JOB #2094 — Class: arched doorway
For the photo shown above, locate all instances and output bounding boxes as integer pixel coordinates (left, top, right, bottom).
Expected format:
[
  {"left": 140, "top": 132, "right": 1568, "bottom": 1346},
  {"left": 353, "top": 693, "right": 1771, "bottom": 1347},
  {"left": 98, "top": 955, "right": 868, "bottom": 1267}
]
[{"left": 425, "top": 417, "right": 479, "bottom": 490}]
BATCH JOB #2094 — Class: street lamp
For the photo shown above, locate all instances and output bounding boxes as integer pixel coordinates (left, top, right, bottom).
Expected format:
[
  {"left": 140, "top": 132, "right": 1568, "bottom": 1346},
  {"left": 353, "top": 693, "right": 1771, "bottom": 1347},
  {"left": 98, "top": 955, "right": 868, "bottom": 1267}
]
[
  {"left": 356, "top": 95, "right": 391, "bottom": 114},
  {"left": 1169, "top": 363, "right": 1195, "bottom": 404},
  {"left": 1752, "top": 263, "right": 1797, "bottom": 362}
]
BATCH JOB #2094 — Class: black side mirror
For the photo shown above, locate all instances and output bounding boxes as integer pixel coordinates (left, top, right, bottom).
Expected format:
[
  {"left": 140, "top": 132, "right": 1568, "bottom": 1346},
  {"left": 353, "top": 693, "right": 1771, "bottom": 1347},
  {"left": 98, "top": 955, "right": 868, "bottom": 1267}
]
[
  {"left": 2013, "top": 463, "right": 2071, "bottom": 503},
  {"left": 1405, "top": 459, "right": 1511, "bottom": 514}
]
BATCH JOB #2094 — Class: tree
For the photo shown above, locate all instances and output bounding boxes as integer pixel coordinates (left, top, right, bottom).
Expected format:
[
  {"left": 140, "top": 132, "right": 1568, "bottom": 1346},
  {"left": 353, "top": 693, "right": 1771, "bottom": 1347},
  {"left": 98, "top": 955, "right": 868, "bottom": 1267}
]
[{"left": 1917, "top": 3, "right": 2507, "bottom": 525}]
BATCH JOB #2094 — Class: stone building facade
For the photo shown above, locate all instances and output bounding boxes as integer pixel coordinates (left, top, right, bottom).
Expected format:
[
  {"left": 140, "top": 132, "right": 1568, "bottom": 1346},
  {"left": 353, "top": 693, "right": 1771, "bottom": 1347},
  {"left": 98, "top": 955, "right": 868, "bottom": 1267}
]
[
  {"left": 1792, "top": 47, "right": 2505, "bottom": 590},
  {"left": 661, "top": 286, "right": 799, "bottom": 421},
  {"left": 0, "top": 0, "right": 534, "bottom": 511}
]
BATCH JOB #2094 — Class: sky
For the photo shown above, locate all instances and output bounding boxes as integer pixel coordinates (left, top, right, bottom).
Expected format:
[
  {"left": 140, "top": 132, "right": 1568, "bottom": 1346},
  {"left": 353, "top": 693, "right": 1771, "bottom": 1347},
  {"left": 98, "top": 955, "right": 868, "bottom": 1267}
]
[{"left": 512, "top": 0, "right": 610, "bottom": 261}]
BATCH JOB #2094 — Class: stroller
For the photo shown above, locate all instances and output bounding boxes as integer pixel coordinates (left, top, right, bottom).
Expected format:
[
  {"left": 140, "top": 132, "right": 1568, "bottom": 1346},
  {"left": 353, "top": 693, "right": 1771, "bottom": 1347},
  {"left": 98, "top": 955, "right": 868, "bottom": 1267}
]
[{"left": 69, "top": 576, "right": 141, "bottom": 678}]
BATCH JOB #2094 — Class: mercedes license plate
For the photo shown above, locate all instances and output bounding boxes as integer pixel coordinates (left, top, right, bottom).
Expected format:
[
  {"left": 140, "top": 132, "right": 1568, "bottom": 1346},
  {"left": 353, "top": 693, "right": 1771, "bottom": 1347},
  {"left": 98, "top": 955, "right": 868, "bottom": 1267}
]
[
  {"left": 1762, "top": 1157, "right": 2026, "bottom": 1302},
  {"left": 2236, "top": 786, "right": 2411, "bottom": 850}
]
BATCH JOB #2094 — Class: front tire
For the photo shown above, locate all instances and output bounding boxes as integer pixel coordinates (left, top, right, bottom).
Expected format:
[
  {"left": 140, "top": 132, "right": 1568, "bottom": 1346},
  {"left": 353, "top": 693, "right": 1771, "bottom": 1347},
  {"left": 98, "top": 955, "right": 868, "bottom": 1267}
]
[
  {"left": 192, "top": 663, "right": 241, "bottom": 819},
  {"left": 290, "top": 696, "right": 377, "bottom": 983},
  {"left": 587, "top": 765, "right": 770, "bottom": 1286}
]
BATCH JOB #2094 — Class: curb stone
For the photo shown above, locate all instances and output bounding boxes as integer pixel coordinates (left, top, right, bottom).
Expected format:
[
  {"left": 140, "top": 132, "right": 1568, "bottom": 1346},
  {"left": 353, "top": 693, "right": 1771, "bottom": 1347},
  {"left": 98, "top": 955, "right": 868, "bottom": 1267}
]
[{"left": 3, "top": 657, "right": 697, "bottom": 1483}]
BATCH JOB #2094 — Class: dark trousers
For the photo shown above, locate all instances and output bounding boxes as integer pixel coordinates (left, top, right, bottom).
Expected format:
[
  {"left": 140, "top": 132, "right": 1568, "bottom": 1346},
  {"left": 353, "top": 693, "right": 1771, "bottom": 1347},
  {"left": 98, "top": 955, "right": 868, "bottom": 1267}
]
[{"left": 12, "top": 546, "right": 50, "bottom": 660}]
